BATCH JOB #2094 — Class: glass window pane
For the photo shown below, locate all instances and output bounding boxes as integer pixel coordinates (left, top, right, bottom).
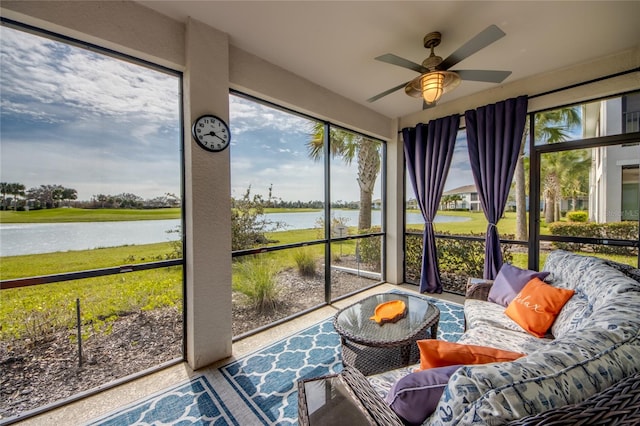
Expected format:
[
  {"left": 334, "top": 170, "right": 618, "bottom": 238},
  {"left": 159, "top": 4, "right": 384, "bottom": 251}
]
[
  {"left": 232, "top": 249, "right": 325, "bottom": 337},
  {"left": 541, "top": 143, "right": 639, "bottom": 263},
  {"left": 534, "top": 91, "right": 640, "bottom": 146},
  {"left": 0, "top": 26, "right": 182, "bottom": 271},
  {"left": 229, "top": 95, "right": 325, "bottom": 249},
  {"left": 1, "top": 267, "right": 183, "bottom": 417},
  {"left": 0, "top": 24, "right": 183, "bottom": 418},
  {"left": 329, "top": 127, "right": 383, "bottom": 235},
  {"left": 331, "top": 235, "right": 382, "bottom": 299}
]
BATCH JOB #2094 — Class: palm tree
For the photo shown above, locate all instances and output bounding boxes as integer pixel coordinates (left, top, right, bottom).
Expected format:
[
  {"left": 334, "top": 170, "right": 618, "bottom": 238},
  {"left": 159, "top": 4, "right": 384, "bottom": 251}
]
[
  {"left": 450, "top": 194, "right": 463, "bottom": 210},
  {"left": 10, "top": 183, "right": 25, "bottom": 210},
  {"left": 514, "top": 108, "right": 581, "bottom": 238},
  {"left": 307, "top": 123, "right": 381, "bottom": 230},
  {"left": 541, "top": 148, "right": 590, "bottom": 223},
  {"left": 0, "top": 182, "right": 8, "bottom": 209},
  {"left": 440, "top": 195, "right": 452, "bottom": 211}
]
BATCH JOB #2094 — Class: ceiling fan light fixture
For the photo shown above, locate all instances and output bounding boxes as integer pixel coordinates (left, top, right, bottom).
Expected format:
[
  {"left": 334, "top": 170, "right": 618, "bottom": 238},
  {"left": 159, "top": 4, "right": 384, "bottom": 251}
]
[
  {"left": 421, "top": 72, "right": 444, "bottom": 103},
  {"left": 420, "top": 71, "right": 461, "bottom": 104}
]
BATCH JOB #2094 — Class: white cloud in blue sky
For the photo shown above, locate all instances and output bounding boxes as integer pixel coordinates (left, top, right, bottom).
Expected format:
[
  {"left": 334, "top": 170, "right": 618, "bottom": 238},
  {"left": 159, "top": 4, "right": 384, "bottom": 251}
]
[
  {"left": 229, "top": 94, "right": 384, "bottom": 203},
  {"left": 1, "top": 25, "right": 472, "bottom": 205},
  {"left": 0, "top": 25, "right": 181, "bottom": 200}
]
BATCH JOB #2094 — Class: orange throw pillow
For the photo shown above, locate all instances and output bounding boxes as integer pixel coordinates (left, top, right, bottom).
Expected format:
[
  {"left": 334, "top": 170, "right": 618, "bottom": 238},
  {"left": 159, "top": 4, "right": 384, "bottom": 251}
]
[
  {"left": 416, "top": 340, "right": 525, "bottom": 370},
  {"left": 505, "top": 277, "right": 575, "bottom": 338}
]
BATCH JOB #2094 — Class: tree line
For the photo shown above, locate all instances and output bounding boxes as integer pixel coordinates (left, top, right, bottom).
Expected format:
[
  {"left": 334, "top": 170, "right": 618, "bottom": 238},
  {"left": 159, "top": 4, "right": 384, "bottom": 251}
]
[{"left": 0, "top": 182, "right": 180, "bottom": 210}]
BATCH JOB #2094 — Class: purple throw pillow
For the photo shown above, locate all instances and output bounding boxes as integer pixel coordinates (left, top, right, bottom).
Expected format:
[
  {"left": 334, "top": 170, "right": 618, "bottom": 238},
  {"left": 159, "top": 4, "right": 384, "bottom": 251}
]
[
  {"left": 385, "top": 364, "right": 461, "bottom": 426},
  {"left": 488, "top": 263, "right": 551, "bottom": 307}
]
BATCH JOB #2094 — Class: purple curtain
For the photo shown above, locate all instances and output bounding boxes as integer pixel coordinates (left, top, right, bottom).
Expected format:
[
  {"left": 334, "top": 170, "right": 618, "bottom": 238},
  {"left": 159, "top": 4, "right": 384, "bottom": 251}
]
[
  {"left": 465, "top": 96, "right": 528, "bottom": 279},
  {"left": 403, "top": 114, "right": 460, "bottom": 293}
]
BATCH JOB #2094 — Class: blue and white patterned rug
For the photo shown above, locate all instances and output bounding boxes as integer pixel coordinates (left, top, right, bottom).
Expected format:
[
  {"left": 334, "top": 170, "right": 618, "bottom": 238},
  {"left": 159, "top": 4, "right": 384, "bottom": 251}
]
[
  {"left": 86, "top": 375, "right": 239, "bottom": 426},
  {"left": 87, "top": 293, "right": 463, "bottom": 425}
]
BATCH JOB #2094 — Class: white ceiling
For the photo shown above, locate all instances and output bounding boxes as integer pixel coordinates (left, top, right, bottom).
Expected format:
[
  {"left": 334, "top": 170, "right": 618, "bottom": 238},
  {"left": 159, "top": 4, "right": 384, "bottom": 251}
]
[{"left": 137, "top": 1, "right": 640, "bottom": 118}]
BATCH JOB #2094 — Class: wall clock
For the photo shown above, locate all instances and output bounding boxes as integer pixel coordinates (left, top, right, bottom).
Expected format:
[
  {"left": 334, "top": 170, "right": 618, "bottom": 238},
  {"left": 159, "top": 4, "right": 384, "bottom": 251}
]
[{"left": 191, "top": 114, "right": 231, "bottom": 152}]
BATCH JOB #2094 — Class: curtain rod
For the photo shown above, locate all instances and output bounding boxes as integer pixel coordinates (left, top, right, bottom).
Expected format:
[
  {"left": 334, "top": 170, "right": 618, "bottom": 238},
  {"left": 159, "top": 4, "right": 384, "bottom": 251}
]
[{"left": 397, "top": 66, "right": 640, "bottom": 133}]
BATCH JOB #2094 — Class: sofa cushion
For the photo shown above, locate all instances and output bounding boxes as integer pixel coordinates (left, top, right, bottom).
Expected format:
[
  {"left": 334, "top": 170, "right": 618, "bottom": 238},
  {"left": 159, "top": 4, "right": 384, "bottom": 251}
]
[
  {"left": 385, "top": 364, "right": 461, "bottom": 426},
  {"left": 541, "top": 250, "right": 607, "bottom": 292},
  {"left": 457, "top": 324, "right": 552, "bottom": 354},
  {"left": 550, "top": 292, "right": 591, "bottom": 338},
  {"left": 427, "top": 329, "right": 640, "bottom": 425},
  {"left": 505, "top": 277, "right": 574, "bottom": 338},
  {"left": 416, "top": 340, "right": 524, "bottom": 370},
  {"left": 488, "top": 263, "right": 551, "bottom": 306},
  {"left": 464, "top": 299, "right": 531, "bottom": 333}
]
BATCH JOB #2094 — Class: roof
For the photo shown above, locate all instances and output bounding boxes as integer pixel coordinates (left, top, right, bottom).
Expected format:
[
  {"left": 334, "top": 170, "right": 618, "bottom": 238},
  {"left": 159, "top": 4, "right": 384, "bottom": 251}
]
[{"left": 443, "top": 184, "right": 477, "bottom": 195}]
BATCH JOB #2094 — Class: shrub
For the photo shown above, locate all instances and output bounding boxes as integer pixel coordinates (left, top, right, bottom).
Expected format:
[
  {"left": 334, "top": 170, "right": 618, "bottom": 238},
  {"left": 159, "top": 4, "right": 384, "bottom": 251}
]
[
  {"left": 566, "top": 211, "right": 588, "bottom": 222},
  {"left": 549, "top": 221, "right": 638, "bottom": 255},
  {"left": 231, "top": 185, "right": 285, "bottom": 251},
  {"left": 293, "top": 248, "right": 316, "bottom": 277},
  {"left": 358, "top": 227, "right": 381, "bottom": 270},
  {"left": 405, "top": 229, "right": 514, "bottom": 288},
  {"left": 232, "top": 257, "right": 280, "bottom": 312}
]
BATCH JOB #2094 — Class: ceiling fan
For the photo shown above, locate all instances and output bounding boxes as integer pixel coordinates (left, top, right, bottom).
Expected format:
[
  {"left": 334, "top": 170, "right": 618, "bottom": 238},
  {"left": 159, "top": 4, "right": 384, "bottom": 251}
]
[{"left": 368, "top": 25, "right": 512, "bottom": 108}]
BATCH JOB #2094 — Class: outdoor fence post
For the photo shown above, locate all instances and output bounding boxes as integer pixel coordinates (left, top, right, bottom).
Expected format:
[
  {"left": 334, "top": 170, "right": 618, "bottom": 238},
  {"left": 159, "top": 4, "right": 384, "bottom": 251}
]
[{"left": 76, "top": 298, "right": 83, "bottom": 368}]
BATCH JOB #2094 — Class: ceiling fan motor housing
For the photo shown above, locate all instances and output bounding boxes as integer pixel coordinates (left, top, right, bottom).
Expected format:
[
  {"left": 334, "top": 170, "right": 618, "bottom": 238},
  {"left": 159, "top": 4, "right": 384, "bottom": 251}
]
[{"left": 422, "top": 32, "right": 444, "bottom": 70}]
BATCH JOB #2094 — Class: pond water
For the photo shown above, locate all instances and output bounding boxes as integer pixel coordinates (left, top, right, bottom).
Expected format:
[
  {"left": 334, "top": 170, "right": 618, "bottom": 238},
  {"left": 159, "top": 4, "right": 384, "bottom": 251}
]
[{"left": 0, "top": 211, "right": 469, "bottom": 256}]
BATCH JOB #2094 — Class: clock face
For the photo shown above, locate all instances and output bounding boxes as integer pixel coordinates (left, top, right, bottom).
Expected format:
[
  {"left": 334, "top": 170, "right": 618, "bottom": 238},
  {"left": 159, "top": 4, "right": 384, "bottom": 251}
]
[{"left": 191, "top": 115, "right": 231, "bottom": 152}]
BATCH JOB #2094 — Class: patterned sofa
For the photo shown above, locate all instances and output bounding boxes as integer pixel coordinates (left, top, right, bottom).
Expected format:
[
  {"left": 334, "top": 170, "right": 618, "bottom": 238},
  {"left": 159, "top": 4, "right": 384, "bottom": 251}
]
[{"left": 345, "top": 250, "right": 640, "bottom": 425}]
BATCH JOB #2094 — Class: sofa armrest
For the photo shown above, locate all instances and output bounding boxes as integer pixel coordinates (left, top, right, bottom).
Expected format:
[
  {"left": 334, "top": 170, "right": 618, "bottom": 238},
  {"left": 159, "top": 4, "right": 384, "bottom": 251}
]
[
  {"left": 506, "top": 372, "right": 640, "bottom": 425},
  {"left": 465, "top": 277, "right": 494, "bottom": 301}
]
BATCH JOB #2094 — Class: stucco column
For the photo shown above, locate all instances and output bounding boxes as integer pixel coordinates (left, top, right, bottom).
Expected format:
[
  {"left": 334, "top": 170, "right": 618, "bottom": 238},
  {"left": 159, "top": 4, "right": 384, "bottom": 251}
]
[
  {"left": 385, "top": 118, "right": 404, "bottom": 284},
  {"left": 184, "top": 18, "right": 232, "bottom": 368}
]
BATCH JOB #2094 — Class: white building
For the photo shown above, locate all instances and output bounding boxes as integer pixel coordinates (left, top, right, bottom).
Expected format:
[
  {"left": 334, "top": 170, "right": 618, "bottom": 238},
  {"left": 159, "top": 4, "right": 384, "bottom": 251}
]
[
  {"left": 587, "top": 93, "right": 640, "bottom": 223},
  {"left": 442, "top": 184, "right": 481, "bottom": 211}
]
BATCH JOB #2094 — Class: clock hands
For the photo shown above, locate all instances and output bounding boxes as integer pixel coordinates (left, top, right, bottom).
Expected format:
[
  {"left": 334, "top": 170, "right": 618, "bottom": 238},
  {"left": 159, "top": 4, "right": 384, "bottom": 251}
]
[{"left": 205, "top": 131, "right": 226, "bottom": 142}]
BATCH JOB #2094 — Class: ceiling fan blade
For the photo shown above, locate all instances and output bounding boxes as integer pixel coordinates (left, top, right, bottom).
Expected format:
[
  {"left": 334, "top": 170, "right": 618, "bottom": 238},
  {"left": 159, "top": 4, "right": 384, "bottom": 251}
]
[
  {"left": 367, "top": 81, "right": 410, "bottom": 103},
  {"left": 375, "top": 53, "right": 427, "bottom": 74},
  {"left": 439, "top": 25, "right": 506, "bottom": 71},
  {"left": 454, "top": 70, "right": 512, "bottom": 83}
]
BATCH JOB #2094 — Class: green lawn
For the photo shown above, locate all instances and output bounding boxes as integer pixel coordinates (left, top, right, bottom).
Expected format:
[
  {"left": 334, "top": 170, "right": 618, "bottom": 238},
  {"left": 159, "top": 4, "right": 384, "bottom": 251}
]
[
  {"left": 407, "top": 210, "right": 520, "bottom": 236},
  {"left": 0, "top": 242, "right": 175, "bottom": 280},
  {"left": 0, "top": 207, "right": 181, "bottom": 223},
  {"left": 2, "top": 209, "right": 635, "bottom": 342}
]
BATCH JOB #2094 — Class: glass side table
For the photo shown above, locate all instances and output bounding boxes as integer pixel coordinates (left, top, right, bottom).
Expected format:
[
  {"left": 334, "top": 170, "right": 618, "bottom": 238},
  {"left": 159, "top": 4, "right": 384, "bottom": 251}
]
[
  {"left": 333, "top": 293, "right": 440, "bottom": 375},
  {"left": 297, "top": 373, "right": 374, "bottom": 426}
]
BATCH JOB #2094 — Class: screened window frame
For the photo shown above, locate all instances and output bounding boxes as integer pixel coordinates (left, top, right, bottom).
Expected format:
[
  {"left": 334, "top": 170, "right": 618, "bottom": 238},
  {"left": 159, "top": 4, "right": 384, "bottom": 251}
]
[{"left": 229, "top": 90, "right": 387, "bottom": 338}]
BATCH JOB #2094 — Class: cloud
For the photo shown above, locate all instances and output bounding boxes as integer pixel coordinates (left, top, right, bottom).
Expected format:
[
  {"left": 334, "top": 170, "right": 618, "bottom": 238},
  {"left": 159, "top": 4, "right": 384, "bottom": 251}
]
[
  {"left": 228, "top": 94, "right": 391, "bottom": 203},
  {"left": 0, "top": 26, "right": 181, "bottom": 200}
]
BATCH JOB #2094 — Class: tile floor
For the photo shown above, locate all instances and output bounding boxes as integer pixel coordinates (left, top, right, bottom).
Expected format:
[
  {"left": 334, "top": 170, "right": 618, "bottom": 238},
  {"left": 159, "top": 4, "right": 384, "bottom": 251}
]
[{"left": 16, "top": 283, "right": 463, "bottom": 425}]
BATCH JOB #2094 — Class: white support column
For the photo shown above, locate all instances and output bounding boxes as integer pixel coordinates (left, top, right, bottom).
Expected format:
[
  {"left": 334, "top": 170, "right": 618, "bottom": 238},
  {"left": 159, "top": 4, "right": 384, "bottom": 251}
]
[
  {"left": 183, "top": 18, "right": 233, "bottom": 369},
  {"left": 385, "top": 118, "right": 405, "bottom": 284}
]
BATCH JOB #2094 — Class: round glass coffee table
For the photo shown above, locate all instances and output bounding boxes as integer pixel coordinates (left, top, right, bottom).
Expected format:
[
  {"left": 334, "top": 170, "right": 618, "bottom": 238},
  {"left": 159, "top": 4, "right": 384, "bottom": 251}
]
[{"left": 333, "top": 293, "right": 440, "bottom": 375}]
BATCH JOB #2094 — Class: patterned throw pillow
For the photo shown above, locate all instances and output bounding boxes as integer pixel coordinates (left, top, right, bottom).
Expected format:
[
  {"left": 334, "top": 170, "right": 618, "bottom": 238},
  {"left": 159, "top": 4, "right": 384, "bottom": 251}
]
[
  {"left": 385, "top": 364, "right": 462, "bottom": 426},
  {"left": 505, "top": 278, "right": 575, "bottom": 337},
  {"left": 488, "top": 263, "right": 551, "bottom": 307}
]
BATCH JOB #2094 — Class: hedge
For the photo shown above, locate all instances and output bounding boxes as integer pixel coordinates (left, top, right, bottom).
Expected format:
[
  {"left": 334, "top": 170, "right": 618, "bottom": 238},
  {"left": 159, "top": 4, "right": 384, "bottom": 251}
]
[
  {"left": 405, "top": 230, "right": 515, "bottom": 287},
  {"left": 548, "top": 221, "right": 639, "bottom": 255}
]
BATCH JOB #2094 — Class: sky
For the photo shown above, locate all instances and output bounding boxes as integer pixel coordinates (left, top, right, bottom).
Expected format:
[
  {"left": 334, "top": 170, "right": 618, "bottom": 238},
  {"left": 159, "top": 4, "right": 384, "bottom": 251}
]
[
  {"left": 0, "top": 26, "right": 182, "bottom": 201},
  {"left": 0, "top": 25, "right": 475, "bottom": 204}
]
